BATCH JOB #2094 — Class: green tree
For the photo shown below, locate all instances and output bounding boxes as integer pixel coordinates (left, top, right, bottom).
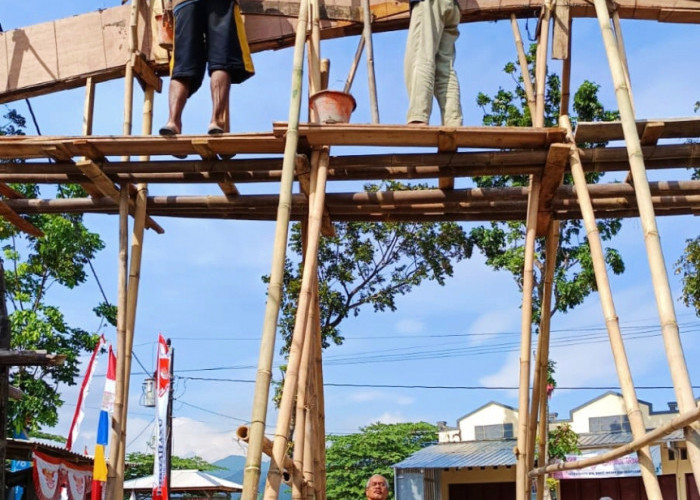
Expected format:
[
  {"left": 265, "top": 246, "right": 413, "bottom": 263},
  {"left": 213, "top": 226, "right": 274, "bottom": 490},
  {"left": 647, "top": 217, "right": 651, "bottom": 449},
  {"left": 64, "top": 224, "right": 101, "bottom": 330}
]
[
  {"left": 271, "top": 181, "right": 473, "bottom": 354},
  {"left": 547, "top": 423, "right": 580, "bottom": 462},
  {"left": 1, "top": 109, "right": 112, "bottom": 433},
  {"left": 675, "top": 236, "right": 700, "bottom": 316},
  {"left": 473, "top": 44, "right": 623, "bottom": 327},
  {"left": 124, "top": 452, "right": 222, "bottom": 480},
  {"left": 325, "top": 422, "right": 437, "bottom": 500}
]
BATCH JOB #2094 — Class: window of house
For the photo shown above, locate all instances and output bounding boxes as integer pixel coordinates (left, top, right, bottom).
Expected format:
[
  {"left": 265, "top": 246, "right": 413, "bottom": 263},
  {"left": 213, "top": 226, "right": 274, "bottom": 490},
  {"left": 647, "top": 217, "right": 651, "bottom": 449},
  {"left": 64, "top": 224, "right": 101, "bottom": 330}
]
[
  {"left": 475, "top": 423, "right": 514, "bottom": 440},
  {"left": 589, "top": 415, "right": 631, "bottom": 434}
]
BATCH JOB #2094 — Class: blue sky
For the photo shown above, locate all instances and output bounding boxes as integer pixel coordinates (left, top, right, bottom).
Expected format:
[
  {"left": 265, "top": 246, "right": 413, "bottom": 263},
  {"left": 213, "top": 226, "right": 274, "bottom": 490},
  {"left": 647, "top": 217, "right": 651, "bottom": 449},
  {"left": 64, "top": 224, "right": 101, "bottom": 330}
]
[{"left": 3, "top": 3, "right": 699, "bottom": 462}]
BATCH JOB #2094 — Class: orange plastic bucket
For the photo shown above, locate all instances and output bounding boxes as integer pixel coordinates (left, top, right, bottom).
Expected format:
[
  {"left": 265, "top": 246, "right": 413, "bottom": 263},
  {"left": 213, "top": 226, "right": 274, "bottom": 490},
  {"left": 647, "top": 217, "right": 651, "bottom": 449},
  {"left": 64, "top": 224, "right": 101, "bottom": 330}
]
[
  {"left": 309, "top": 90, "right": 357, "bottom": 124},
  {"left": 155, "top": 13, "right": 174, "bottom": 50}
]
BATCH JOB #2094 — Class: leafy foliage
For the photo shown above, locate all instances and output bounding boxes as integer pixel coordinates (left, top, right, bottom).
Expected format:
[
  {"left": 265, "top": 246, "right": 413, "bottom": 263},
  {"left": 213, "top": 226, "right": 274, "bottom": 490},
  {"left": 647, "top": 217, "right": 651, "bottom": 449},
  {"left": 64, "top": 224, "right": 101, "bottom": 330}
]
[
  {"left": 124, "top": 452, "right": 222, "bottom": 480},
  {"left": 675, "top": 237, "right": 700, "bottom": 316},
  {"left": 269, "top": 181, "right": 473, "bottom": 354},
  {"left": 325, "top": 422, "right": 437, "bottom": 500},
  {"left": 472, "top": 45, "right": 624, "bottom": 328},
  {"left": 1, "top": 110, "right": 112, "bottom": 433},
  {"left": 547, "top": 423, "right": 580, "bottom": 462}
]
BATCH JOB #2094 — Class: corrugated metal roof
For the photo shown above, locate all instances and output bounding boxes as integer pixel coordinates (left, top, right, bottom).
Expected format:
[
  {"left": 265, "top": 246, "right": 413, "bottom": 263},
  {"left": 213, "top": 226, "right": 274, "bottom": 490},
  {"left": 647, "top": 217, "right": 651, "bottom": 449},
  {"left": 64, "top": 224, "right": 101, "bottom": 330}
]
[
  {"left": 124, "top": 470, "right": 243, "bottom": 492},
  {"left": 578, "top": 430, "right": 683, "bottom": 448},
  {"left": 394, "top": 440, "right": 517, "bottom": 469}
]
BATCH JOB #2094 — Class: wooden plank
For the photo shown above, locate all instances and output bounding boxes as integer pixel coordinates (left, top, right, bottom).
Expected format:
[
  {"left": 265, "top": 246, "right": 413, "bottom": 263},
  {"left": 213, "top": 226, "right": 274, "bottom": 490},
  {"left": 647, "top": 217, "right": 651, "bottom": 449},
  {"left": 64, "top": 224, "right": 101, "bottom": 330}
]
[
  {"left": 438, "top": 129, "right": 457, "bottom": 190},
  {"left": 0, "top": 32, "right": 8, "bottom": 94},
  {"left": 55, "top": 11, "right": 107, "bottom": 79},
  {"left": 5, "top": 21, "right": 59, "bottom": 92},
  {"left": 276, "top": 122, "right": 566, "bottom": 149},
  {"left": 76, "top": 159, "right": 122, "bottom": 200},
  {"left": 575, "top": 117, "right": 700, "bottom": 143},
  {"left": 552, "top": 3, "right": 570, "bottom": 60},
  {"left": 131, "top": 52, "right": 163, "bottom": 93},
  {"left": 536, "top": 143, "right": 570, "bottom": 236},
  {"left": 0, "top": 202, "right": 44, "bottom": 237},
  {"left": 0, "top": 349, "right": 65, "bottom": 366},
  {"left": 640, "top": 121, "right": 666, "bottom": 145}
]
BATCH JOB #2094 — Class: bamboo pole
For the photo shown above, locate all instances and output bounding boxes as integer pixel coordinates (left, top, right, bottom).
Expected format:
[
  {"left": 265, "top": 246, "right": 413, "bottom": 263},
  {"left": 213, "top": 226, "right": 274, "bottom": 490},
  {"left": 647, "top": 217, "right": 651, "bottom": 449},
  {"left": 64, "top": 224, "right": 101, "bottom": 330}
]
[
  {"left": 528, "top": 221, "right": 558, "bottom": 500},
  {"left": 559, "top": 17, "right": 573, "bottom": 117},
  {"left": 516, "top": 2, "right": 550, "bottom": 499},
  {"left": 242, "top": 0, "right": 311, "bottom": 494},
  {"left": 562, "top": 114, "right": 663, "bottom": 498},
  {"left": 116, "top": 87, "right": 154, "bottom": 481},
  {"left": 362, "top": 0, "right": 380, "bottom": 123},
  {"left": 264, "top": 147, "right": 329, "bottom": 500},
  {"left": 343, "top": 37, "right": 365, "bottom": 94},
  {"left": 307, "top": 0, "right": 321, "bottom": 98},
  {"left": 106, "top": 186, "right": 130, "bottom": 500},
  {"left": 312, "top": 275, "right": 326, "bottom": 500},
  {"left": 82, "top": 77, "right": 96, "bottom": 137},
  {"left": 531, "top": 404, "right": 700, "bottom": 478},
  {"left": 510, "top": 15, "right": 536, "bottom": 119},
  {"left": 611, "top": 10, "right": 634, "bottom": 115},
  {"left": 292, "top": 152, "right": 319, "bottom": 500},
  {"left": 237, "top": 425, "right": 298, "bottom": 475},
  {"left": 593, "top": 1, "right": 700, "bottom": 494}
]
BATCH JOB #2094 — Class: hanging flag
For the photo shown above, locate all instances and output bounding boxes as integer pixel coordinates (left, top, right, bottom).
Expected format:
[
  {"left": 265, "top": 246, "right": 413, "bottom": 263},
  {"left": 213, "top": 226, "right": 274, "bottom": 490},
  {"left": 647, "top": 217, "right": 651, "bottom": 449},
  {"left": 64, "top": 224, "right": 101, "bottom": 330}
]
[
  {"left": 91, "top": 345, "right": 116, "bottom": 500},
  {"left": 66, "top": 335, "right": 106, "bottom": 451},
  {"left": 152, "top": 334, "right": 171, "bottom": 500}
]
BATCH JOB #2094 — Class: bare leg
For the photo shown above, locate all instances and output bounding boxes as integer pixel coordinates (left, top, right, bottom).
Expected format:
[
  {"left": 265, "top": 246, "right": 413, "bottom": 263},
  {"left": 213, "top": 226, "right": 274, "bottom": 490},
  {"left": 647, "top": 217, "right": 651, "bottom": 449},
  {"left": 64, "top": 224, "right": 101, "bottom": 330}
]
[
  {"left": 160, "top": 77, "right": 189, "bottom": 135},
  {"left": 208, "top": 69, "right": 231, "bottom": 133}
]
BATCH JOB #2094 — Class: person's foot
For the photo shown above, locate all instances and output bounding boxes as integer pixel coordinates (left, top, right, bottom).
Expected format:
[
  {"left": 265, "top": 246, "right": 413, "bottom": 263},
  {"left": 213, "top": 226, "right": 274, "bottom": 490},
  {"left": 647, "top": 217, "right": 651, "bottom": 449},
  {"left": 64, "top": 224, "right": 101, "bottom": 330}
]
[
  {"left": 159, "top": 123, "right": 180, "bottom": 136},
  {"left": 407, "top": 120, "right": 427, "bottom": 126},
  {"left": 207, "top": 124, "right": 224, "bottom": 135}
]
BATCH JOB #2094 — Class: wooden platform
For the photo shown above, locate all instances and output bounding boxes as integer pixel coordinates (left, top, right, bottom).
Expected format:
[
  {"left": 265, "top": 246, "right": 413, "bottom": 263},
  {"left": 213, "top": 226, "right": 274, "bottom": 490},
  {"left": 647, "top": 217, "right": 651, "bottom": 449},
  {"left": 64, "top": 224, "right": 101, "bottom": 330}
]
[{"left": 0, "top": 120, "right": 696, "bottom": 226}]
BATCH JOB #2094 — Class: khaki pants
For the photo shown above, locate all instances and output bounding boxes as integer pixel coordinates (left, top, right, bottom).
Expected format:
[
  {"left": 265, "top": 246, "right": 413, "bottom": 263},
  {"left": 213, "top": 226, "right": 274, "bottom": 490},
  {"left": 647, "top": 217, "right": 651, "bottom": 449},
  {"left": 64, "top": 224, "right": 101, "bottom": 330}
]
[{"left": 404, "top": 0, "right": 462, "bottom": 126}]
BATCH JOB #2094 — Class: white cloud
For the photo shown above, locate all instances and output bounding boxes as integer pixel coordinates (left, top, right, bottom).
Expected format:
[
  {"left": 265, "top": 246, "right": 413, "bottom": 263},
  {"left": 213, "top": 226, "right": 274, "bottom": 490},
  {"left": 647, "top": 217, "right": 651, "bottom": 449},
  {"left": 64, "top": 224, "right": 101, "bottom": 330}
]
[
  {"left": 394, "top": 318, "right": 425, "bottom": 335},
  {"left": 171, "top": 418, "right": 246, "bottom": 462}
]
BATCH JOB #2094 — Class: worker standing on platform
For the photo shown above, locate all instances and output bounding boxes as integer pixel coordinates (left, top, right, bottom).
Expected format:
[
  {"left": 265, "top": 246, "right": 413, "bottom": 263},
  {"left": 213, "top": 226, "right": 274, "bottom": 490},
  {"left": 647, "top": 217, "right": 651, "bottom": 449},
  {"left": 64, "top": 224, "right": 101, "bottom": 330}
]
[
  {"left": 403, "top": 0, "right": 462, "bottom": 126},
  {"left": 159, "top": 0, "right": 255, "bottom": 136},
  {"left": 365, "top": 474, "right": 390, "bottom": 500}
]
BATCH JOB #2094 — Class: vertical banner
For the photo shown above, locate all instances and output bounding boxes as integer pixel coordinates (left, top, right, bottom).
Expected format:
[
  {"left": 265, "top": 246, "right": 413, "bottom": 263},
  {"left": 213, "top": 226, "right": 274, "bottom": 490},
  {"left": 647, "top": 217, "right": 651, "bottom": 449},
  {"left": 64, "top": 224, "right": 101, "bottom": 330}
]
[
  {"left": 152, "top": 334, "right": 171, "bottom": 500},
  {"left": 67, "top": 335, "right": 106, "bottom": 451},
  {"left": 91, "top": 345, "right": 117, "bottom": 500}
]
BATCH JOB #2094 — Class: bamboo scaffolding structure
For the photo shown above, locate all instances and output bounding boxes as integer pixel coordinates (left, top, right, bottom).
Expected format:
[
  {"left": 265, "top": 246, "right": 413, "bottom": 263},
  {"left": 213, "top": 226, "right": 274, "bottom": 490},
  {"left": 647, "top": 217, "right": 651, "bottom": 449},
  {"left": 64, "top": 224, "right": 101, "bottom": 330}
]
[
  {"left": 242, "top": 0, "right": 311, "bottom": 493},
  {"left": 593, "top": 1, "right": 700, "bottom": 494},
  {"left": 265, "top": 147, "right": 329, "bottom": 500},
  {"left": 362, "top": 0, "right": 380, "bottom": 123},
  {"left": 528, "top": 220, "right": 558, "bottom": 500},
  {"left": 531, "top": 405, "right": 700, "bottom": 478},
  {"left": 312, "top": 277, "right": 326, "bottom": 500},
  {"left": 562, "top": 113, "right": 662, "bottom": 498},
  {"left": 83, "top": 77, "right": 96, "bottom": 137},
  {"left": 237, "top": 425, "right": 298, "bottom": 476}
]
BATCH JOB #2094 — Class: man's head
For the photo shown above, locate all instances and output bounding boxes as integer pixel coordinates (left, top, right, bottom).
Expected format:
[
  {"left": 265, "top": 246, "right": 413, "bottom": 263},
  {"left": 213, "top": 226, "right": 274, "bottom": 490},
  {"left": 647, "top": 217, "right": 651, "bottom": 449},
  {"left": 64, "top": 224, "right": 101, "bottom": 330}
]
[{"left": 365, "top": 474, "right": 389, "bottom": 500}]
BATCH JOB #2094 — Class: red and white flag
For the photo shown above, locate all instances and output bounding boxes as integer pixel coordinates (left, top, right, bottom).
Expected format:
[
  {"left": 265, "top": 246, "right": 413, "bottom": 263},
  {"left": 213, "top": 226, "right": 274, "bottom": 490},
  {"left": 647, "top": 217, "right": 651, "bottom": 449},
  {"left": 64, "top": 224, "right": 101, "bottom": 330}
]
[
  {"left": 152, "top": 334, "right": 171, "bottom": 500},
  {"left": 66, "top": 335, "right": 106, "bottom": 451}
]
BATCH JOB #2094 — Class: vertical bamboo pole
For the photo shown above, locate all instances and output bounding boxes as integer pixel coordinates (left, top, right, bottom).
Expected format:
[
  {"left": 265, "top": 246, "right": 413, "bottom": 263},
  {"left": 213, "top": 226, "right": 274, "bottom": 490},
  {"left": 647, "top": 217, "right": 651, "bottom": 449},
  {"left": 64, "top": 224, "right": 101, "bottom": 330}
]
[
  {"left": 362, "top": 0, "right": 380, "bottom": 123},
  {"left": 510, "top": 15, "right": 536, "bottom": 120},
  {"left": 308, "top": 0, "right": 321, "bottom": 96},
  {"left": 265, "top": 147, "right": 329, "bottom": 500},
  {"left": 559, "top": 17, "right": 573, "bottom": 117},
  {"left": 592, "top": 2, "right": 700, "bottom": 494},
  {"left": 106, "top": 186, "right": 130, "bottom": 500},
  {"left": 529, "top": 221, "right": 559, "bottom": 500},
  {"left": 516, "top": 3, "right": 550, "bottom": 499},
  {"left": 116, "top": 86, "right": 154, "bottom": 482},
  {"left": 242, "top": 0, "right": 310, "bottom": 496},
  {"left": 83, "top": 77, "right": 96, "bottom": 137},
  {"left": 312, "top": 276, "right": 327, "bottom": 500},
  {"left": 562, "top": 114, "right": 663, "bottom": 499}
]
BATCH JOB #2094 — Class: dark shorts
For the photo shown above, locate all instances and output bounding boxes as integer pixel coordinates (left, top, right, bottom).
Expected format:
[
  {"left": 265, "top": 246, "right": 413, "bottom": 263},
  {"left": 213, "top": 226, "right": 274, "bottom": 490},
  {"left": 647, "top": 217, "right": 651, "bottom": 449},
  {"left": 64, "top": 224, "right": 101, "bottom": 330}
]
[{"left": 172, "top": 0, "right": 254, "bottom": 96}]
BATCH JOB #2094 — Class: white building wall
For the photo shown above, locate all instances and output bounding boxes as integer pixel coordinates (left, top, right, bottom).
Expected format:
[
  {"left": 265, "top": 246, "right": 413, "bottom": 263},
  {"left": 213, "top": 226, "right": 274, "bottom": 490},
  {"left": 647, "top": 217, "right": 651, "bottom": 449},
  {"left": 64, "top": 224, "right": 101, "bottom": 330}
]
[{"left": 458, "top": 404, "right": 518, "bottom": 441}]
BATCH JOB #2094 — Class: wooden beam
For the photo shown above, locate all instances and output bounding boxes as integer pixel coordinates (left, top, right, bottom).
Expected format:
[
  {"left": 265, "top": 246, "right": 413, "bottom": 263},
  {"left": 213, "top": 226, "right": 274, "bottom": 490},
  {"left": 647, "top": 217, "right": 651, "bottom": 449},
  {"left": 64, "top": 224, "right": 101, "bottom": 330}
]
[
  {"left": 0, "top": 202, "right": 44, "bottom": 238},
  {"left": 575, "top": 117, "right": 700, "bottom": 143},
  {"left": 275, "top": 122, "right": 566, "bottom": 149},
  {"left": 437, "top": 129, "right": 457, "bottom": 190},
  {"left": 130, "top": 52, "right": 163, "bottom": 93},
  {"left": 536, "top": 143, "right": 570, "bottom": 236},
  {"left": 0, "top": 349, "right": 66, "bottom": 366}
]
